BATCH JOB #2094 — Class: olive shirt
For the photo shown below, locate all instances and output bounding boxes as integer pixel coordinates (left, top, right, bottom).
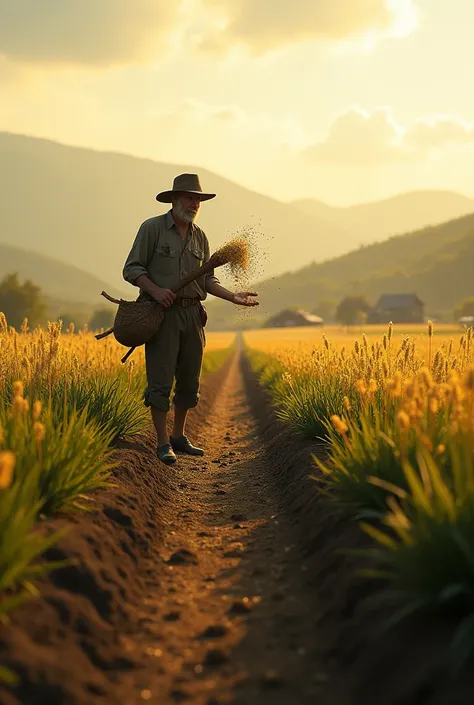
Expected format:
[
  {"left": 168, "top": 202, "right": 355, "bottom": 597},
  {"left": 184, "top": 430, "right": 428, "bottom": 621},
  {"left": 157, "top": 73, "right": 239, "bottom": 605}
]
[
  {"left": 122, "top": 210, "right": 217, "bottom": 412},
  {"left": 122, "top": 210, "right": 219, "bottom": 298}
]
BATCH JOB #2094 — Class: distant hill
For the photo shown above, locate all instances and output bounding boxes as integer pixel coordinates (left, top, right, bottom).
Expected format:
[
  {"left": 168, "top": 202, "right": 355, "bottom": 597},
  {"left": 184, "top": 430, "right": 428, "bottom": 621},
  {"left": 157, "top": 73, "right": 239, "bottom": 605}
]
[
  {"left": 0, "top": 132, "right": 355, "bottom": 293},
  {"left": 3, "top": 132, "right": 473, "bottom": 318},
  {"left": 0, "top": 242, "right": 126, "bottom": 307},
  {"left": 207, "top": 212, "right": 474, "bottom": 329},
  {"left": 292, "top": 190, "right": 474, "bottom": 245}
]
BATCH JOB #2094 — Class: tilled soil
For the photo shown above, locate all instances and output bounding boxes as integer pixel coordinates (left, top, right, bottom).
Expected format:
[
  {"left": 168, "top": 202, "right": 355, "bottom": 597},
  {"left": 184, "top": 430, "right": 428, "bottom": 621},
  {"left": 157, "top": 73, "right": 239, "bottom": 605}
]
[{"left": 1, "top": 349, "right": 474, "bottom": 705}]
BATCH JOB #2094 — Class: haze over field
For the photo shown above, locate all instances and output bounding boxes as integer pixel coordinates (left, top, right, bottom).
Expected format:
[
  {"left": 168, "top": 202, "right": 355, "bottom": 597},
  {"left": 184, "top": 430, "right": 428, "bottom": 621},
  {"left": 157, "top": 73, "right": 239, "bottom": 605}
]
[{"left": 1, "top": 0, "right": 474, "bottom": 323}]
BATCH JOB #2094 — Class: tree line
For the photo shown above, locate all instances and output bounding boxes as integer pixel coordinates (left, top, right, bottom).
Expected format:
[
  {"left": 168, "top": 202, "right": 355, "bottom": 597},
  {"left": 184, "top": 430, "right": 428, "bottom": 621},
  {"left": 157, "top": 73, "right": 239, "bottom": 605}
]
[
  {"left": 0, "top": 273, "right": 114, "bottom": 331},
  {"left": 1, "top": 272, "right": 473, "bottom": 331}
]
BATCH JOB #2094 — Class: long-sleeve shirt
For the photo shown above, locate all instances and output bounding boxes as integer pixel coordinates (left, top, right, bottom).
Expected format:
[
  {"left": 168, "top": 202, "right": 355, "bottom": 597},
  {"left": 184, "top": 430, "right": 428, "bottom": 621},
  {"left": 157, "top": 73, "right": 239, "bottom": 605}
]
[{"left": 122, "top": 210, "right": 219, "bottom": 300}]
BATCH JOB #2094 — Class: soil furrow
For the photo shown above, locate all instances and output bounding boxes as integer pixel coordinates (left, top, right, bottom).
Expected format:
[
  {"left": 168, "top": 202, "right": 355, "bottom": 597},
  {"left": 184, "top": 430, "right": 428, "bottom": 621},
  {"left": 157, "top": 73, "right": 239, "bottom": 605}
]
[{"left": 114, "top": 350, "right": 348, "bottom": 705}]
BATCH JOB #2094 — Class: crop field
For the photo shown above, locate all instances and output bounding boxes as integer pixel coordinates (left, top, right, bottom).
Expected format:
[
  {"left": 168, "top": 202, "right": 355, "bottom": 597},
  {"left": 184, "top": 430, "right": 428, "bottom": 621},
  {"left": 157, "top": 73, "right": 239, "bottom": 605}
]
[
  {"left": 3, "top": 317, "right": 474, "bottom": 702},
  {"left": 0, "top": 315, "right": 234, "bottom": 680},
  {"left": 243, "top": 323, "right": 463, "bottom": 354},
  {"left": 244, "top": 321, "right": 474, "bottom": 666}
]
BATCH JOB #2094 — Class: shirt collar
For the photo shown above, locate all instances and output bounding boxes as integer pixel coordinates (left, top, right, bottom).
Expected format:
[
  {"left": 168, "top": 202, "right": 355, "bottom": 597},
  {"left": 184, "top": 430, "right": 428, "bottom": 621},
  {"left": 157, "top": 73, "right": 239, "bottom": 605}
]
[
  {"left": 166, "top": 209, "right": 195, "bottom": 236},
  {"left": 166, "top": 210, "right": 175, "bottom": 230}
]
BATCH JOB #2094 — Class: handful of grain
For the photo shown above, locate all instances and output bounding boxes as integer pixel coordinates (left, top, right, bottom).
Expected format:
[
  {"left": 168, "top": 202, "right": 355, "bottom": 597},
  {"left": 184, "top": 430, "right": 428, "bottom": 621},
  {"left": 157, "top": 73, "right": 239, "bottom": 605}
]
[{"left": 211, "top": 236, "right": 249, "bottom": 277}]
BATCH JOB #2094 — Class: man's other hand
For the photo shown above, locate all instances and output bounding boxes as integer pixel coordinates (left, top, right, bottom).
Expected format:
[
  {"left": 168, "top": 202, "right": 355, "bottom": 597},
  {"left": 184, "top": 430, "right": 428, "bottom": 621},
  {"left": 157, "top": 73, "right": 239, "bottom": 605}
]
[
  {"left": 232, "top": 292, "right": 259, "bottom": 307},
  {"left": 152, "top": 287, "right": 176, "bottom": 308}
]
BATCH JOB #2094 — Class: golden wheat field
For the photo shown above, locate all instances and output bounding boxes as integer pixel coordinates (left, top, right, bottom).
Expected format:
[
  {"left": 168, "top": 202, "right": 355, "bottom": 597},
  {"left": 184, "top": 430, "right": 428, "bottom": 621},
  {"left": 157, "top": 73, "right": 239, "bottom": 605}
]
[
  {"left": 244, "top": 323, "right": 463, "bottom": 355},
  {"left": 244, "top": 319, "right": 474, "bottom": 663},
  {"left": 0, "top": 316, "right": 236, "bottom": 637}
]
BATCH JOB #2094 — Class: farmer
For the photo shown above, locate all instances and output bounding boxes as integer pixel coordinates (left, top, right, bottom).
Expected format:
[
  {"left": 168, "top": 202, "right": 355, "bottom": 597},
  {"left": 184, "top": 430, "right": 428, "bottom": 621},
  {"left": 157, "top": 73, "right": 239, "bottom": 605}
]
[{"left": 122, "top": 173, "right": 258, "bottom": 465}]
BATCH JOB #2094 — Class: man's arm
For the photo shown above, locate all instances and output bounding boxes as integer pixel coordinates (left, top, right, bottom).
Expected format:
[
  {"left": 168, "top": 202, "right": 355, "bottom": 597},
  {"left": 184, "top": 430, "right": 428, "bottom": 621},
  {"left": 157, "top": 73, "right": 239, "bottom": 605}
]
[
  {"left": 123, "top": 220, "right": 176, "bottom": 307},
  {"left": 206, "top": 280, "right": 259, "bottom": 307},
  {"left": 135, "top": 273, "right": 175, "bottom": 308}
]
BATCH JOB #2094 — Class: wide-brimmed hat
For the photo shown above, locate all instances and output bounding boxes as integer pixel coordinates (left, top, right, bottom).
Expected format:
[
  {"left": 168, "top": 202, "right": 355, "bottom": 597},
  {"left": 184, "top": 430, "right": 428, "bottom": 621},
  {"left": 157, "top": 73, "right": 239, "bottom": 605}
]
[{"left": 156, "top": 173, "right": 216, "bottom": 203}]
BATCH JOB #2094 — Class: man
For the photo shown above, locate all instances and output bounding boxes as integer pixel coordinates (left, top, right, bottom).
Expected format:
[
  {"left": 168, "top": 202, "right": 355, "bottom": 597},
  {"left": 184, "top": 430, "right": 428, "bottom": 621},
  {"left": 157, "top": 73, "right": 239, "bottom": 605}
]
[{"left": 122, "top": 173, "right": 258, "bottom": 465}]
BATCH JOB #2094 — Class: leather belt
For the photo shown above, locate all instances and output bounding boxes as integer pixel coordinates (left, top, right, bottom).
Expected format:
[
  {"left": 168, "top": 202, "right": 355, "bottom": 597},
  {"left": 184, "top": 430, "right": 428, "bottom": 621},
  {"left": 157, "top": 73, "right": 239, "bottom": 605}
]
[{"left": 175, "top": 297, "right": 199, "bottom": 307}]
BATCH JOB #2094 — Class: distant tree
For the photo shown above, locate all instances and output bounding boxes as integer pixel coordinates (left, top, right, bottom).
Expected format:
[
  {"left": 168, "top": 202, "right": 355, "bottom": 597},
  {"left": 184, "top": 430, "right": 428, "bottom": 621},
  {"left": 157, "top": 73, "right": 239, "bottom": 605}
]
[
  {"left": 89, "top": 308, "right": 115, "bottom": 331},
  {"left": 336, "top": 295, "right": 371, "bottom": 326},
  {"left": 0, "top": 272, "right": 47, "bottom": 329},
  {"left": 313, "top": 298, "right": 338, "bottom": 321},
  {"left": 454, "top": 297, "right": 474, "bottom": 321}
]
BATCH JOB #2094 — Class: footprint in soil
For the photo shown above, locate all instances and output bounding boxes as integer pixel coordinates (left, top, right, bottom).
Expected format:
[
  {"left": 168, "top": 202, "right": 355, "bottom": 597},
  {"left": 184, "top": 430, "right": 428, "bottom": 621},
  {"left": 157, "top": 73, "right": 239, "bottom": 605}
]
[
  {"left": 230, "top": 513, "right": 247, "bottom": 522},
  {"left": 203, "top": 648, "right": 230, "bottom": 667},
  {"left": 164, "top": 611, "right": 181, "bottom": 622},
  {"left": 167, "top": 550, "right": 198, "bottom": 566},
  {"left": 198, "top": 624, "right": 229, "bottom": 639},
  {"left": 229, "top": 599, "right": 252, "bottom": 616}
]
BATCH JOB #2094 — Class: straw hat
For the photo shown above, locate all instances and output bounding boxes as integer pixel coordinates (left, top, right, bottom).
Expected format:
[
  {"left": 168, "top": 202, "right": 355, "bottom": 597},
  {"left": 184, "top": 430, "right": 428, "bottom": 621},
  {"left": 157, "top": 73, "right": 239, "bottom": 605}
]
[{"left": 156, "top": 173, "right": 216, "bottom": 203}]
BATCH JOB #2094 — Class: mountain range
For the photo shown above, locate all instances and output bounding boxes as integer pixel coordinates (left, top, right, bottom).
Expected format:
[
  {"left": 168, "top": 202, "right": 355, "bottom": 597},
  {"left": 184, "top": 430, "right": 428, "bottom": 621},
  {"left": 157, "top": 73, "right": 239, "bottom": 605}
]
[
  {"left": 1, "top": 131, "right": 474, "bottom": 328},
  {"left": 2, "top": 131, "right": 473, "bottom": 295},
  {"left": 292, "top": 190, "right": 474, "bottom": 244},
  {"left": 207, "top": 212, "right": 474, "bottom": 328}
]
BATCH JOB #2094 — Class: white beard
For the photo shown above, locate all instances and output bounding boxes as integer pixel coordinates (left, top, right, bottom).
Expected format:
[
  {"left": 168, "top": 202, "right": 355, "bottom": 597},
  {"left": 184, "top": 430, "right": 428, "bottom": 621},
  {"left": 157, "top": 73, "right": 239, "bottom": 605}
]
[{"left": 174, "top": 200, "right": 199, "bottom": 224}]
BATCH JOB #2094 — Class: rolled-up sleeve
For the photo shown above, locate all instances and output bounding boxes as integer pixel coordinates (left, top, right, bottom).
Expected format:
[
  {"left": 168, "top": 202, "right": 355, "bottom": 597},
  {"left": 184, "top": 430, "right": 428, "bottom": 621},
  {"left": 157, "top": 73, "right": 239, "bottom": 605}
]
[
  {"left": 203, "top": 235, "right": 220, "bottom": 291},
  {"left": 122, "top": 220, "right": 157, "bottom": 285}
]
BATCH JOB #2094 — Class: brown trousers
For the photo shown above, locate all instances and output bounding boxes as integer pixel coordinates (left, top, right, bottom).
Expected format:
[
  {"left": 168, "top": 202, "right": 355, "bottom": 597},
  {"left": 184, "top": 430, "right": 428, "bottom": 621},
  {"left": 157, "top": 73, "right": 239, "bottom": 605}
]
[{"left": 143, "top": 304, "right": 205, "bottom": 412}]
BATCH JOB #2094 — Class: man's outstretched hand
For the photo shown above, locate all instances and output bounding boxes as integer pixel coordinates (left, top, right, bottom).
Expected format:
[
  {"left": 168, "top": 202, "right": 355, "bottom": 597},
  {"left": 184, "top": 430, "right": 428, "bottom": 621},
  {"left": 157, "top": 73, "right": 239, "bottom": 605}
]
[{"left": 232, "top": 292, "right": 259, "bottom": 307}]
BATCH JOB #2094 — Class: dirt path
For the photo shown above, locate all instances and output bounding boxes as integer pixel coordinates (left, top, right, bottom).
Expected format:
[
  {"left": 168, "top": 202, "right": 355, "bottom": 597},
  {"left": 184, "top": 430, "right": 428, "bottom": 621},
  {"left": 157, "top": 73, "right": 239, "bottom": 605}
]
[{"left": 113, "top": 351, "right": 349, "bottom": 705}]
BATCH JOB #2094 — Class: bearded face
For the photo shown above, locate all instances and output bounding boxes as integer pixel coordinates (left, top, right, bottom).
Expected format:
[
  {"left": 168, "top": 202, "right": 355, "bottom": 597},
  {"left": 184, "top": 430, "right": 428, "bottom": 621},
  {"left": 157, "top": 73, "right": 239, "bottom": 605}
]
[{"left": 173, "top": 193, "right": 201, "bottom": 224}]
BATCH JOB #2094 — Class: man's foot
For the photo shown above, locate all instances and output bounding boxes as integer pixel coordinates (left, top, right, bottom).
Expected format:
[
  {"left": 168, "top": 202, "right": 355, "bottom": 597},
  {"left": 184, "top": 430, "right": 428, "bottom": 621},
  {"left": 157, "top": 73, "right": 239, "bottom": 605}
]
[
  {"left": 157, "top": 444, "right": 177, "bottom": 465},
  {"left": 170, "top": 435, "right": 204, "bottom": 456}
]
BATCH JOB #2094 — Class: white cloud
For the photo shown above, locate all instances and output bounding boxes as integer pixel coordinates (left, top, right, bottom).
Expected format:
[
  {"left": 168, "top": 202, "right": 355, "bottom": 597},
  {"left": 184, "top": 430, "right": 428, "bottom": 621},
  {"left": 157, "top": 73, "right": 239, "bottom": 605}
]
[
  {"left": 0, "top": 0, "right": 181, "bottom": 66},
  {"left": 305, "top": 107, "right": 474, "bottom": 163},
  {"left": 407, "top": 115, "right": 474, "bottom": 149},
  {"left": 197, "top": 0, "right": 418, "bottom": 55}
]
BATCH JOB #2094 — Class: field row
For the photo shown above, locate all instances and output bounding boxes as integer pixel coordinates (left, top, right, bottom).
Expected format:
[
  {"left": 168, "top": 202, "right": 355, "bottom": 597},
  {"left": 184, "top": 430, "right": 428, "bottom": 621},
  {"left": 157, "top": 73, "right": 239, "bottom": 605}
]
[
  {"left": 0, "top": 321, "right": 235, "bottom": 683},
  {"left": 244, "top": 323, "right": 474, "bottom": 668}
]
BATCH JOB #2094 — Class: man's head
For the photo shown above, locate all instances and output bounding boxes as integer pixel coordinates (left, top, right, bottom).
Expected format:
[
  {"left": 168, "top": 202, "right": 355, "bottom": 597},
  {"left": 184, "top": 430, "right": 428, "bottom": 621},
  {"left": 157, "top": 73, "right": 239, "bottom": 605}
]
[{"left": 172, "top": 192, "right": 202, "bottom": 224}]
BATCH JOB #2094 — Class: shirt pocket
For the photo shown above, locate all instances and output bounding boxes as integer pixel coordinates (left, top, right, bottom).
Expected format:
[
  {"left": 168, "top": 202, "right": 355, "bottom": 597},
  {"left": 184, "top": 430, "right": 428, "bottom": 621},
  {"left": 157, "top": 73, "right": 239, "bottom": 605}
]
[
  {"left": 189, "top": 247, "right": 204, "bottom": 277},
  {"left": 190, "top": 247, "right": 204, "bottom": 265},
  {"left": 156, "top": 244, "right": 177, "bottom": 276}
]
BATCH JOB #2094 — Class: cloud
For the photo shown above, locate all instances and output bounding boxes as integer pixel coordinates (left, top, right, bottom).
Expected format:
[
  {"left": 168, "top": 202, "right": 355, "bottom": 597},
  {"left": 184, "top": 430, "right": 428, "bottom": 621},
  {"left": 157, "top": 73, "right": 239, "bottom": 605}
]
[
  {"left": 198, "top": 0, "right": 418, "bottom": 55},
  {"left": 305, "top": 107, "right": 474, "bottom": 164},
  {"left": 0, "top": 0, "right": 180, "bottom": 66},
  {"left": 407, "top": 116, "right": 474, "bottom": 149}
]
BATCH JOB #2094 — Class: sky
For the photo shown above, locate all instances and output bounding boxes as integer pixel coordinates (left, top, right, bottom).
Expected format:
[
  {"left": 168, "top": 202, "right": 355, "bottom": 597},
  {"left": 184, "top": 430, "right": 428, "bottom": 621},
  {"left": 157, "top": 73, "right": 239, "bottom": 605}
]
[{"left": 1, "top": 0, "right": 473, "bottom": 206}]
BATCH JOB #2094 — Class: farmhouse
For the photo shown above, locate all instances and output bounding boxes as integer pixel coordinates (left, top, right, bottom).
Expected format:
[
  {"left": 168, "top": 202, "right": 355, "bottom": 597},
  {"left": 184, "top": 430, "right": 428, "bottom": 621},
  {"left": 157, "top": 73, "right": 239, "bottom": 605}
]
[
  {"left": 263, "top": 309, "right": 324, "bottom": 328},
  {"left": 368, "top": 294, "right": 424, "bottom": 324}
]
